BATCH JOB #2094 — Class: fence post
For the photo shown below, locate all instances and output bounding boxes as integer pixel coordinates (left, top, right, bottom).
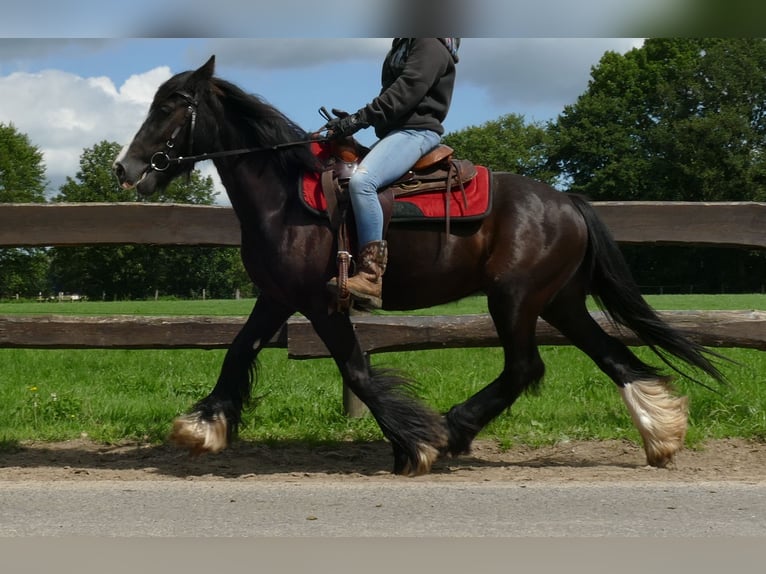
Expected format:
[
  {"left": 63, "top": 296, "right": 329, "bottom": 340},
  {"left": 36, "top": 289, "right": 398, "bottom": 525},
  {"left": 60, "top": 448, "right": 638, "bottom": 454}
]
[{"left": 342, "top": 353, "right": 369, "bottom": 418}]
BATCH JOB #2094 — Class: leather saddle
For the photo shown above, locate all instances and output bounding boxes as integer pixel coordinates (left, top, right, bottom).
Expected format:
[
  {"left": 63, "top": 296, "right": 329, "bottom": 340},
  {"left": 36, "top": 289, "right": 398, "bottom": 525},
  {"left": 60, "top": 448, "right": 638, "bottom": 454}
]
[{"left": 319, "top": 139, "right": 478, "bottom": 236}]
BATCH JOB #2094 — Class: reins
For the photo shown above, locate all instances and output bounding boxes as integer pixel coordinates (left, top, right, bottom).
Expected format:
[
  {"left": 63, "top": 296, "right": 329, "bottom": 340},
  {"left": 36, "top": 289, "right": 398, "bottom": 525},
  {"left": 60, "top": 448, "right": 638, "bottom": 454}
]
[{"left": 150, "top": 138, "right": 326, "bottom": 172}]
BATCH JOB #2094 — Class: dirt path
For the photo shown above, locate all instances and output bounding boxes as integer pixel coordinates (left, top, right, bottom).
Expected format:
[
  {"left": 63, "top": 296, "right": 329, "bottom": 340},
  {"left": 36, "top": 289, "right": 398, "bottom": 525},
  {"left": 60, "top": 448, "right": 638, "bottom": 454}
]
[{"left": 1, "top": 438, "right": 764, "bottom": 483}]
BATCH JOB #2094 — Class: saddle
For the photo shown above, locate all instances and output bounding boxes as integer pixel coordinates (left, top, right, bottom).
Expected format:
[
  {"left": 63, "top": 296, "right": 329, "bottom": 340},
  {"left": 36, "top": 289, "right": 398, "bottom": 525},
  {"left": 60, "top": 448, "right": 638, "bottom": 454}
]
[
  {"left": 313, "top": 138, "right": 480, "bottom": 311},
  {"left": 319, "top": 139, "right": 478, "bottom": 234}
]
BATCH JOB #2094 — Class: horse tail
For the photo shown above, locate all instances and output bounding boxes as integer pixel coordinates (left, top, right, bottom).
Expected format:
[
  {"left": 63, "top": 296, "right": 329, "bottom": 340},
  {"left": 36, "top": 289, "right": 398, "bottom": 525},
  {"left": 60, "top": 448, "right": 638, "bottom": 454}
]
[{"left": 568, "top": 194, "right": 727, "bottom": 386}]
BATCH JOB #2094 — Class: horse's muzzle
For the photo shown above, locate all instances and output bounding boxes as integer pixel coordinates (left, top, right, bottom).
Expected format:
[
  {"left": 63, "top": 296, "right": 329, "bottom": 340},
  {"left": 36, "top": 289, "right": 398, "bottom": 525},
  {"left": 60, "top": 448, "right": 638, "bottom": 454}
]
[{"left": 112, "top": 157, "right": 151, "bottom": 191}]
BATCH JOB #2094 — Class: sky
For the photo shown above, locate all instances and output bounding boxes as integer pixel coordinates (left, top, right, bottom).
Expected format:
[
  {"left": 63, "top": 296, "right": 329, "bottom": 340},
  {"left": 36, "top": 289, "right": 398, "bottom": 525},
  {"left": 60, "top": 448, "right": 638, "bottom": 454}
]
[
  {"left": 0, "top": 37, "right": 644, "bottom": 201},
  {"left": 0, "top": 0, "right": 761, "bottom": 200}
]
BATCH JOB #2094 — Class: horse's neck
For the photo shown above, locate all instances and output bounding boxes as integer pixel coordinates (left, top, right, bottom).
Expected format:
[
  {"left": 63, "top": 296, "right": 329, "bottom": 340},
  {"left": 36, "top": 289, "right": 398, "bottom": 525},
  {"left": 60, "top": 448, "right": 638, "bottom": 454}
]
[{"left": 215, "top": 157, "right": 290, "bottom": 231}]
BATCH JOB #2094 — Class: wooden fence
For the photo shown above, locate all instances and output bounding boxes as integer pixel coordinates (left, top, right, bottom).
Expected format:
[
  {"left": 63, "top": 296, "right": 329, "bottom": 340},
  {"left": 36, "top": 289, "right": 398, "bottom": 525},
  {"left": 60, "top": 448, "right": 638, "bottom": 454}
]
[
  {"left": 1, "top": 202, "right": 765, "bottom": 413},
  {"left": 2, "top": 201, "right": 765, "bottom": 249},
  {"left": 0, "top": 202, "right": 766, "bottom": 416},
  {"left": 1, "top": 201, "right": 765, "bottom": 355}
]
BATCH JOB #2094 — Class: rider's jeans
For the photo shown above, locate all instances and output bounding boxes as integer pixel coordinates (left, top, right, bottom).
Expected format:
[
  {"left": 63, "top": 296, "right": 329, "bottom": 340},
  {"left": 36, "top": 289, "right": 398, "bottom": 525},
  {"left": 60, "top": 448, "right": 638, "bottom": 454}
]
[{"left": 349, "top": 128, "right": 441, "bottom": 247}]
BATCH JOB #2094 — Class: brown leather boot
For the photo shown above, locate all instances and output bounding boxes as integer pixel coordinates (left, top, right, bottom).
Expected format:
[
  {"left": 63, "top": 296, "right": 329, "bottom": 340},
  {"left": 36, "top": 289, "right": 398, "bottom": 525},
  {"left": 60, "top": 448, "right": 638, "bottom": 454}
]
[{"left": 345, "top": 240, "right": 388, "bottom": 309}]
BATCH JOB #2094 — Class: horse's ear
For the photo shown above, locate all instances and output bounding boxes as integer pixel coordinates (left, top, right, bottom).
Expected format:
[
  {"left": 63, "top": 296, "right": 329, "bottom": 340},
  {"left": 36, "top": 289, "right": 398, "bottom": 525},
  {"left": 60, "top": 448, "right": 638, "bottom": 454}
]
[{"left": 191, "top": 55, "right": 216, "bottom": 82}]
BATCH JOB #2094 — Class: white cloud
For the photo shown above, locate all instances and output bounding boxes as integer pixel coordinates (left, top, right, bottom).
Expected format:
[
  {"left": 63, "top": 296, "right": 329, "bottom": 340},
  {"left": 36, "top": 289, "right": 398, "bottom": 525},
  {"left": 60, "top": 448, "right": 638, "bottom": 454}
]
[
  {"left": 119, "top": 66, "right": 172, "bottom": 104},
  {"left": 86, "top": 76, "right": 119, "bottom": 98},
  {"left": 0, "top": 66, "right": 171, "bottom": 195}
]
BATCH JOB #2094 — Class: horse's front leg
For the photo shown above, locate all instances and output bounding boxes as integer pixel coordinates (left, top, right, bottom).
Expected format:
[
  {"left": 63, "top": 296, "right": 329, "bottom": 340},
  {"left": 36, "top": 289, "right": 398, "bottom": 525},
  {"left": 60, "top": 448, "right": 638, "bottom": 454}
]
[
  {"left": 170, "top": 295, "right": 294, "bottom": 455},
  {"left": 309, "top": 311, "right": 448, "bottom": 476}
]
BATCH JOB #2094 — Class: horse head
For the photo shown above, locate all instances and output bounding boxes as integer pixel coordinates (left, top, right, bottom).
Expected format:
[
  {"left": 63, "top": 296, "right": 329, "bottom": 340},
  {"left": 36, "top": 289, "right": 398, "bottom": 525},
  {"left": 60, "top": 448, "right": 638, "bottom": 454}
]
[{"left": 113, "top": 55, "right": 217, "bottom": 196}]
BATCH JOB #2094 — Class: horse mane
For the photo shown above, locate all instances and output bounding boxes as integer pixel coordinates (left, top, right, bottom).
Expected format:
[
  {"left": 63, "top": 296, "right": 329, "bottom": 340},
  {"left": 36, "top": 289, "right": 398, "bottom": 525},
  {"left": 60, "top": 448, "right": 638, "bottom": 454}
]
[{"left": 201, "top": 76, "right": 321, "bottom": 175}]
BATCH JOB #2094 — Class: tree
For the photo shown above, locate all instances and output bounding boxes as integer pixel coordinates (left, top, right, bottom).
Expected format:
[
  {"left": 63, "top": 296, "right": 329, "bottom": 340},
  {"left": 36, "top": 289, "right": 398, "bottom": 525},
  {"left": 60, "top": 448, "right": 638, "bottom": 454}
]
[
  {"left": 0, "top": 123, "right": 50, "bottom": 298},
  {"left": 548, "top": 38, "right": 766, "bottom": 292},
  {"left": 549, "top": 38, "right": 766, "bottom": 201},
  {"left": 443, "top": 114, "right": 558, "bottom": 185},
  {"left": 0, "top": 122, "right": 48, "bottom": 202},
  {"left": 49, "top": 141, "right": 251, "bottom": 299},
  {"left": 0, "top": 248, "right": 50, "bottom": 299}
]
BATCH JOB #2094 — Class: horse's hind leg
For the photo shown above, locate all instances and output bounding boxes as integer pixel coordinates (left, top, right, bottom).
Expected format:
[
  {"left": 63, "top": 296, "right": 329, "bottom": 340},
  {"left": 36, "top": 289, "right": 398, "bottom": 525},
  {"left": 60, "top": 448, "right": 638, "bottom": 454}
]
[
  {"left": 170, "top": 295, "right": 294, "bottom": 455},
  {"left": 309, "top": 311, "right": 448, "bottom": 476},
  {"left": 541, "top": 290, "right": 688, "bottom": 467},
  {"left": 444, "top": 284, "right": 546, "bottom": 456}
]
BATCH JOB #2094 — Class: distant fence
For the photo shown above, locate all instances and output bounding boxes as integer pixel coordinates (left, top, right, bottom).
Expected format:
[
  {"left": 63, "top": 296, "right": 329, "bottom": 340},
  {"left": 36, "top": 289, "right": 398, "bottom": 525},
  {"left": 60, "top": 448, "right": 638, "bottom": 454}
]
[{"left": 1, "top": 202, "right": 765, "bottom": 413}]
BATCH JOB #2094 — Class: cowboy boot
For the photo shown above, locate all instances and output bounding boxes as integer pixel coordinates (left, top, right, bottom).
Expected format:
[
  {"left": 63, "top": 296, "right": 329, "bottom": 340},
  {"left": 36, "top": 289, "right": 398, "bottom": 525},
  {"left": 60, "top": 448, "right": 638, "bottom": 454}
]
[{"left": 346, "top": 240, "right": 388, "bottom": 309}]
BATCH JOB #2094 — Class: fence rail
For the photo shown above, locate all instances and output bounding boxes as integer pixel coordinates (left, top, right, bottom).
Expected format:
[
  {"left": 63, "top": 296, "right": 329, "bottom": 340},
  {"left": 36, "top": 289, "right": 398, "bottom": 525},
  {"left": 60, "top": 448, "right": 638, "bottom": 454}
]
[
  {"left": 1, "top": 202, "right": 764, "bottom": 355},
  {"left": 1, "top": 201, "right": 766, "bottom": 249},
  {"left": 1, "top": 311, "right": 764, "bottom": 354}
]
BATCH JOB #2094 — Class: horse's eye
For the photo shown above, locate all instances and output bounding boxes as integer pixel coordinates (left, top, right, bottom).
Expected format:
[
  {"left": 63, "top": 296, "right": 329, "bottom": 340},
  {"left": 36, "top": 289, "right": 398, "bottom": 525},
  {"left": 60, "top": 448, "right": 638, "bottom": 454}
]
[{"left": 152, "top": 103, "right": 173, "bottom": 117}]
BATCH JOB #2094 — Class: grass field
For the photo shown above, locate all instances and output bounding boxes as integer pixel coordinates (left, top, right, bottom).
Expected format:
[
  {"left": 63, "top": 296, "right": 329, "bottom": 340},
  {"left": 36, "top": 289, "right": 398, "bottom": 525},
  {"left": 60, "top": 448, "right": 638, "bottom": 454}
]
[{"left": 0, "top": 294, "right": 764, "bottom": 449}]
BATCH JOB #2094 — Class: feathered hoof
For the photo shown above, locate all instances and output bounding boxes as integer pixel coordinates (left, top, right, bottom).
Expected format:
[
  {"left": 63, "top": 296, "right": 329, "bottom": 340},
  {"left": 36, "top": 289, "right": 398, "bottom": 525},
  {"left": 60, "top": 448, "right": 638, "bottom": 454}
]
[
  {"left": 619, "top": 378, "right": 689, "bottom": 468},
  {"left": 169, "top": 412, "right": 228, "bottom": 456},
  {"left": 396, "top": 443, "right": 441, "bottom": 477}
]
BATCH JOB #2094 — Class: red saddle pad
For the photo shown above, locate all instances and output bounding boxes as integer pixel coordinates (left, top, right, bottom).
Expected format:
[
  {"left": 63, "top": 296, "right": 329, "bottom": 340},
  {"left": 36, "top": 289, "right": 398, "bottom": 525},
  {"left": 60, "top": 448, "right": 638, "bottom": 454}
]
[{"left": 300, "top": 142, "right": 492, "bottom": 222}]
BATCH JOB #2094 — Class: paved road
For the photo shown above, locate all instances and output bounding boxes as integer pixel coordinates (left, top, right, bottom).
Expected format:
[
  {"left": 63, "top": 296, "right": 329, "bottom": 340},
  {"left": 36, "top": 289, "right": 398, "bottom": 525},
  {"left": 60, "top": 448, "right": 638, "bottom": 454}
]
[{"left": 2, "top": 479, "right": 765, "bottom": 537}]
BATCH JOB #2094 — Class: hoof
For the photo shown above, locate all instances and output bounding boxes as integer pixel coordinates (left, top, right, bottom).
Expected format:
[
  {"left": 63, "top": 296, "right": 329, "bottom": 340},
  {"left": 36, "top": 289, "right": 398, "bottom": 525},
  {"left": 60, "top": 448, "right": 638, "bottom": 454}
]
[
  {"left": 170, "top": 412, "right": 228, "bottom": 456},
  {"left": 442, "top": 409, "right": 479, "bottom": 457},
  {"left": 397, "top": 443, "right": 441, "bottom": 477}
]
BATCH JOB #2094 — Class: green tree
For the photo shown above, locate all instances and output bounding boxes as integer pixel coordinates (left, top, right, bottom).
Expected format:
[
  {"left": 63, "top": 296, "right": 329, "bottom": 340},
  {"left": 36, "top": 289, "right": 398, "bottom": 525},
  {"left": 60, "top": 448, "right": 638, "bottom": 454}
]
[
  {"left": 0, "top": 248, "right": 50, "bottom": 299},
  {"left": 0, "top": 122, "right": 48, "bottom": 202},
  {"left": 549, "top": 38, "right": 766, "bottom": 292},
  {"left": 443, "top": 114, "right": 558, "bottom": 185},
  {"left": 50, "top": 141, "right": 250, "bottom": 299},
  {"left": 549, "top": 38, "right": 766, "bottom": 201},
  {"left": 0, "top": 123, "right": 50, "bottom": 298}
]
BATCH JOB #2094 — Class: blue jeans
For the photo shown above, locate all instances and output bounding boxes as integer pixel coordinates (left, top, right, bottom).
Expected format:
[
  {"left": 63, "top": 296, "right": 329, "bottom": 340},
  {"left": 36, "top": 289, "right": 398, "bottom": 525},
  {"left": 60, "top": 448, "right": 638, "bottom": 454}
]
[{"left": 349, "top": 129, "right": 441, "bottom": 246}]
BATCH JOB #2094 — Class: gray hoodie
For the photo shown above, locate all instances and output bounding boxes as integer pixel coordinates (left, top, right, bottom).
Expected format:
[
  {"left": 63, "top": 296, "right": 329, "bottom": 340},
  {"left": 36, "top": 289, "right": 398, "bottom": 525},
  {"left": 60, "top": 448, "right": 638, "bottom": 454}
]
[{"left": 357, "top": 38, "right": 459, "bottom": 139}]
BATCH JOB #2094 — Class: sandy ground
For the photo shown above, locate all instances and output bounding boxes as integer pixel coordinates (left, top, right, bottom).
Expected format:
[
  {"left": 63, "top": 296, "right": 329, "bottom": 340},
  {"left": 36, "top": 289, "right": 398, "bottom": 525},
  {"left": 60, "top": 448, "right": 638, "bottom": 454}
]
[{"left": 1, "top": 438, "right": 764, "bottom": 483}]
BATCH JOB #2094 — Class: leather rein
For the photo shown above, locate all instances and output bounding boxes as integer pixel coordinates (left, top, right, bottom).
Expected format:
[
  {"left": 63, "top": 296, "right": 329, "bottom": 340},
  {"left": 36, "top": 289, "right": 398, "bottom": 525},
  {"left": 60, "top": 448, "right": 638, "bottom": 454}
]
[{"left": 149, "top": 90, "right": 325, "bottom": 172}]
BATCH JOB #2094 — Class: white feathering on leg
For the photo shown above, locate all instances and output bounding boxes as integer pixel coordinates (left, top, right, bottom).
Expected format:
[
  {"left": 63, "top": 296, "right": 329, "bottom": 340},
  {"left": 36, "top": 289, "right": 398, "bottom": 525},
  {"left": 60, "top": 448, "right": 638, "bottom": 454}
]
[
  {"left": 619, "top": 379, "right": 689, "bottom": 468},
  {"left": 400, "top": 443, "right": 440, "bottom": 477},
  {"left": 170, "top": 412, "right": 228, "bottom": 455}
]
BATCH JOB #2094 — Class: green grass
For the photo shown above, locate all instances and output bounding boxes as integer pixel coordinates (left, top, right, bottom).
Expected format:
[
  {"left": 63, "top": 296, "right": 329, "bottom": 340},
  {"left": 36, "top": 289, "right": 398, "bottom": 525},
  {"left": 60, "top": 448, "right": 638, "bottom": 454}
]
[
  {"left": 0, "top": 294, "right": 764, "bottom": 449},
  {"left": 0, "top": 298, "right": 258, "bottom": 316},
  {"left": 2, "top": 292, "right": 762, "bottom": 315}
]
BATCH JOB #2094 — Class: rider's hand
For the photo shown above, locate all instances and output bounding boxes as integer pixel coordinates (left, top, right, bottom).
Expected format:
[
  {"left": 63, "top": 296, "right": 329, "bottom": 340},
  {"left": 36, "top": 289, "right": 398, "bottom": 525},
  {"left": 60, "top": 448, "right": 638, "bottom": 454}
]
[{"left": 324, "top": 112, "right": 367, "bottom": 139}]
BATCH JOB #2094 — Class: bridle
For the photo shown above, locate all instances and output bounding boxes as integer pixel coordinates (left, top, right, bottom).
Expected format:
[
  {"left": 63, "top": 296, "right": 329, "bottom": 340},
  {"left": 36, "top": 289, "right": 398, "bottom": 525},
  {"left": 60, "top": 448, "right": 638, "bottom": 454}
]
[
  {"left": 149, "top": 90, "right": 198, "bottom": 172},
  {"left": 148, "top": 90, "right": 326, "bottom": 173}
]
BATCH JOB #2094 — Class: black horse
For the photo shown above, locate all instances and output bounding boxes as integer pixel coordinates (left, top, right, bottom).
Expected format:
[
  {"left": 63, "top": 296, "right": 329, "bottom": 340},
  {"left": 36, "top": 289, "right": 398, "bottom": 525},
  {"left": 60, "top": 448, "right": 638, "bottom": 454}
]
[{"left": 113, "top": 56, "right": 724, "bottom": 475}]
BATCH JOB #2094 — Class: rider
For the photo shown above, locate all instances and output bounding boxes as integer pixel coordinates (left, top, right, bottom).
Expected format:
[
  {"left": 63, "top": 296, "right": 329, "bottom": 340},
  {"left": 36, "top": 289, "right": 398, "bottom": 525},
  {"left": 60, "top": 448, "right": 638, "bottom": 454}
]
[{"left": 324, "top": 37, "right": 460, "bottom": 309}]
